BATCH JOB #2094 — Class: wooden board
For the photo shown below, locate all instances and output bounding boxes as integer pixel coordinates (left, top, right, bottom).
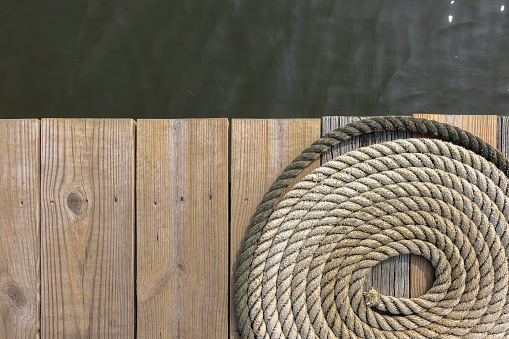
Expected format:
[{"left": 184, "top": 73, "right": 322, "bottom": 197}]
[
  {"left": 136, "top": 119, "right": 229, "bottom": 338},
  {"left": 411, "top": 114, "right": 497, "bottom": 298},
  {"left": 0, "top": 120, "right": 40, "bottom": 338},
  {"left": 497, "top": 116, "right": 509, "bottom": 158},
  {"left": 40, "top": 119, "right": 135, "bottom": 338},
  {"left": 229, "top": 119, "right": 321, "bottom": 338},
  {"left": 322, "top": 116, "right": 411, "bottom": 299}
]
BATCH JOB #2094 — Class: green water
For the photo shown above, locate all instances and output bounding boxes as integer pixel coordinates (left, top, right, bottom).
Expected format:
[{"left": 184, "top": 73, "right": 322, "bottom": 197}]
[{"left": 1, "top": 0, "right": 508, "bottom": 118}]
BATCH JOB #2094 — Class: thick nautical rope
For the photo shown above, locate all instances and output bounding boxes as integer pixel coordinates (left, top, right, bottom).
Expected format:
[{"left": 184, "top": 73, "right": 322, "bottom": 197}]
[{"left": 234, "top": 116, "right": 509, "bottom": 338}]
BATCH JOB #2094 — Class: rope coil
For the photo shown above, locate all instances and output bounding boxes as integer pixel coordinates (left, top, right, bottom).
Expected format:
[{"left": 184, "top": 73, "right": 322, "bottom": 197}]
[{"left": 235, "top": 117, "right": 509, "bottom": 338}]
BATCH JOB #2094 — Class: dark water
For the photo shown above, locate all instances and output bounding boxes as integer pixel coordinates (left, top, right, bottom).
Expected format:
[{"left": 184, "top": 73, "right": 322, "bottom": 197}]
[{"left": 2, "top": 0, "right": 509, "bottom": 118}]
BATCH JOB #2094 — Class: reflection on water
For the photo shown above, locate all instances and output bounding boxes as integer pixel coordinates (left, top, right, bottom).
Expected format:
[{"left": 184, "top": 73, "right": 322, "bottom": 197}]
[{"left": 1, "top": 0, "right": 509, "bottom": 118}]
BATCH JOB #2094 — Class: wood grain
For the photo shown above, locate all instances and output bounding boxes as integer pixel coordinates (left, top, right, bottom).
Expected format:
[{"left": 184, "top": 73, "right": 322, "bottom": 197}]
[
  {"left": 230, "top": 119, "right": 321, "bottom": 338},
  {"left": 497, "top": 116, "right": 509, "bottom": 157},
  {"left": 411, "top": 114, "right": 497, "bottom": 298},
  {"left": 0, "top": 120, "right": 40, "bottom": 338},
  {"left": 136, "top": 119, "right": 229, "bottom": 338},
  {"left": 40, "top": 119, "right": 135, "bottom": 338},
  {"left": 322, "top": 116, "right": 411, "bottom": 299}
]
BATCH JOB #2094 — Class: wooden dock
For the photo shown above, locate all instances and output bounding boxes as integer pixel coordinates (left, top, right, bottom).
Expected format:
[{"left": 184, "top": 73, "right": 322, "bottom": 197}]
[{"left": 0, "top": 115, "right": 502, "bottom": 338}]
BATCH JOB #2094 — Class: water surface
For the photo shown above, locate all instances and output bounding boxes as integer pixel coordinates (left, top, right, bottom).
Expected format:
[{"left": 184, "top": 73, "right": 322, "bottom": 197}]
[{"left": 1, "top": 0, "right": 508, "bottom": 118}]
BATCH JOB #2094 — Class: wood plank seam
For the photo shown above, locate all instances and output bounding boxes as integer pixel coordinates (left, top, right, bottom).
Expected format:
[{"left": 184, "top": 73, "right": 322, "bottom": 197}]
[{"left": 133, "top": 121, "right": 138, "bottom": 339}]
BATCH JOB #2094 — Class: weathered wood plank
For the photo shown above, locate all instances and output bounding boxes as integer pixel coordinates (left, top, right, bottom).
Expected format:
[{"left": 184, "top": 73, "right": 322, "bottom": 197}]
[
  {"left": 137, "top": 119, "right": 229, "bottom": 338},
  {"left": 41, "top": 119, "right": 135, "bottom": 338},
  {"left": 0, "top": 120, "right": 40, "bottom": 338},
  {"left": 498, "top": 116, "right": 509, "bottom": 158},
  {"left": 322, "top": 116, "right": 411, "bottom": 299},
  {"left": 230, "top": 119, "right": 321, "bottom": 338},
  {"left": 411, "top": 114, "right": 497, "bottom": 298}
]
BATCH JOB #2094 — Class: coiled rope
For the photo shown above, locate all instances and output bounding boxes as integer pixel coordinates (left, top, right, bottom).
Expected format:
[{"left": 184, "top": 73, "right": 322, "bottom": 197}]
[{"left": 234, "top": 116, "right": 509, "bottom": 338}]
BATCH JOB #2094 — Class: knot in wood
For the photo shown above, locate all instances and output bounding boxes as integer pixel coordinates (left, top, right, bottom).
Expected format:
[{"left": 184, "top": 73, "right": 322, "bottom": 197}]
[
  {"left": 175, "top": 257, "right": 189, "bottom": 277},
  {"left": 67, "top": 191, "right": 84, "bottom": 214},
  {"left": 6, "top": 283, "right": 26, "bottom": 309}
]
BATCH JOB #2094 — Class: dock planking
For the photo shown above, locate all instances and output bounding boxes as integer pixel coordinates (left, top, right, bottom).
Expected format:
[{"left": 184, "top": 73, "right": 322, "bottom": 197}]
[
  {"left": 40, "top": 119, "right": 135, "bottom": 338},
  {"left": 0, "top": 120, "right": 40, "bottom": 338},
  {"left": 136, "top": 119, "right": 229, "bottom": 338},
  {"left": 0, "top": 115, "right": 503, "bottom": 337}
]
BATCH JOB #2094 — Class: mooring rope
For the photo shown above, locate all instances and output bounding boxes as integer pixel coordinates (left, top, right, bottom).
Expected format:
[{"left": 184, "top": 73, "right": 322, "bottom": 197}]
[{"left": 234, "top": 116, "right": 509, "bottom": 338}]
